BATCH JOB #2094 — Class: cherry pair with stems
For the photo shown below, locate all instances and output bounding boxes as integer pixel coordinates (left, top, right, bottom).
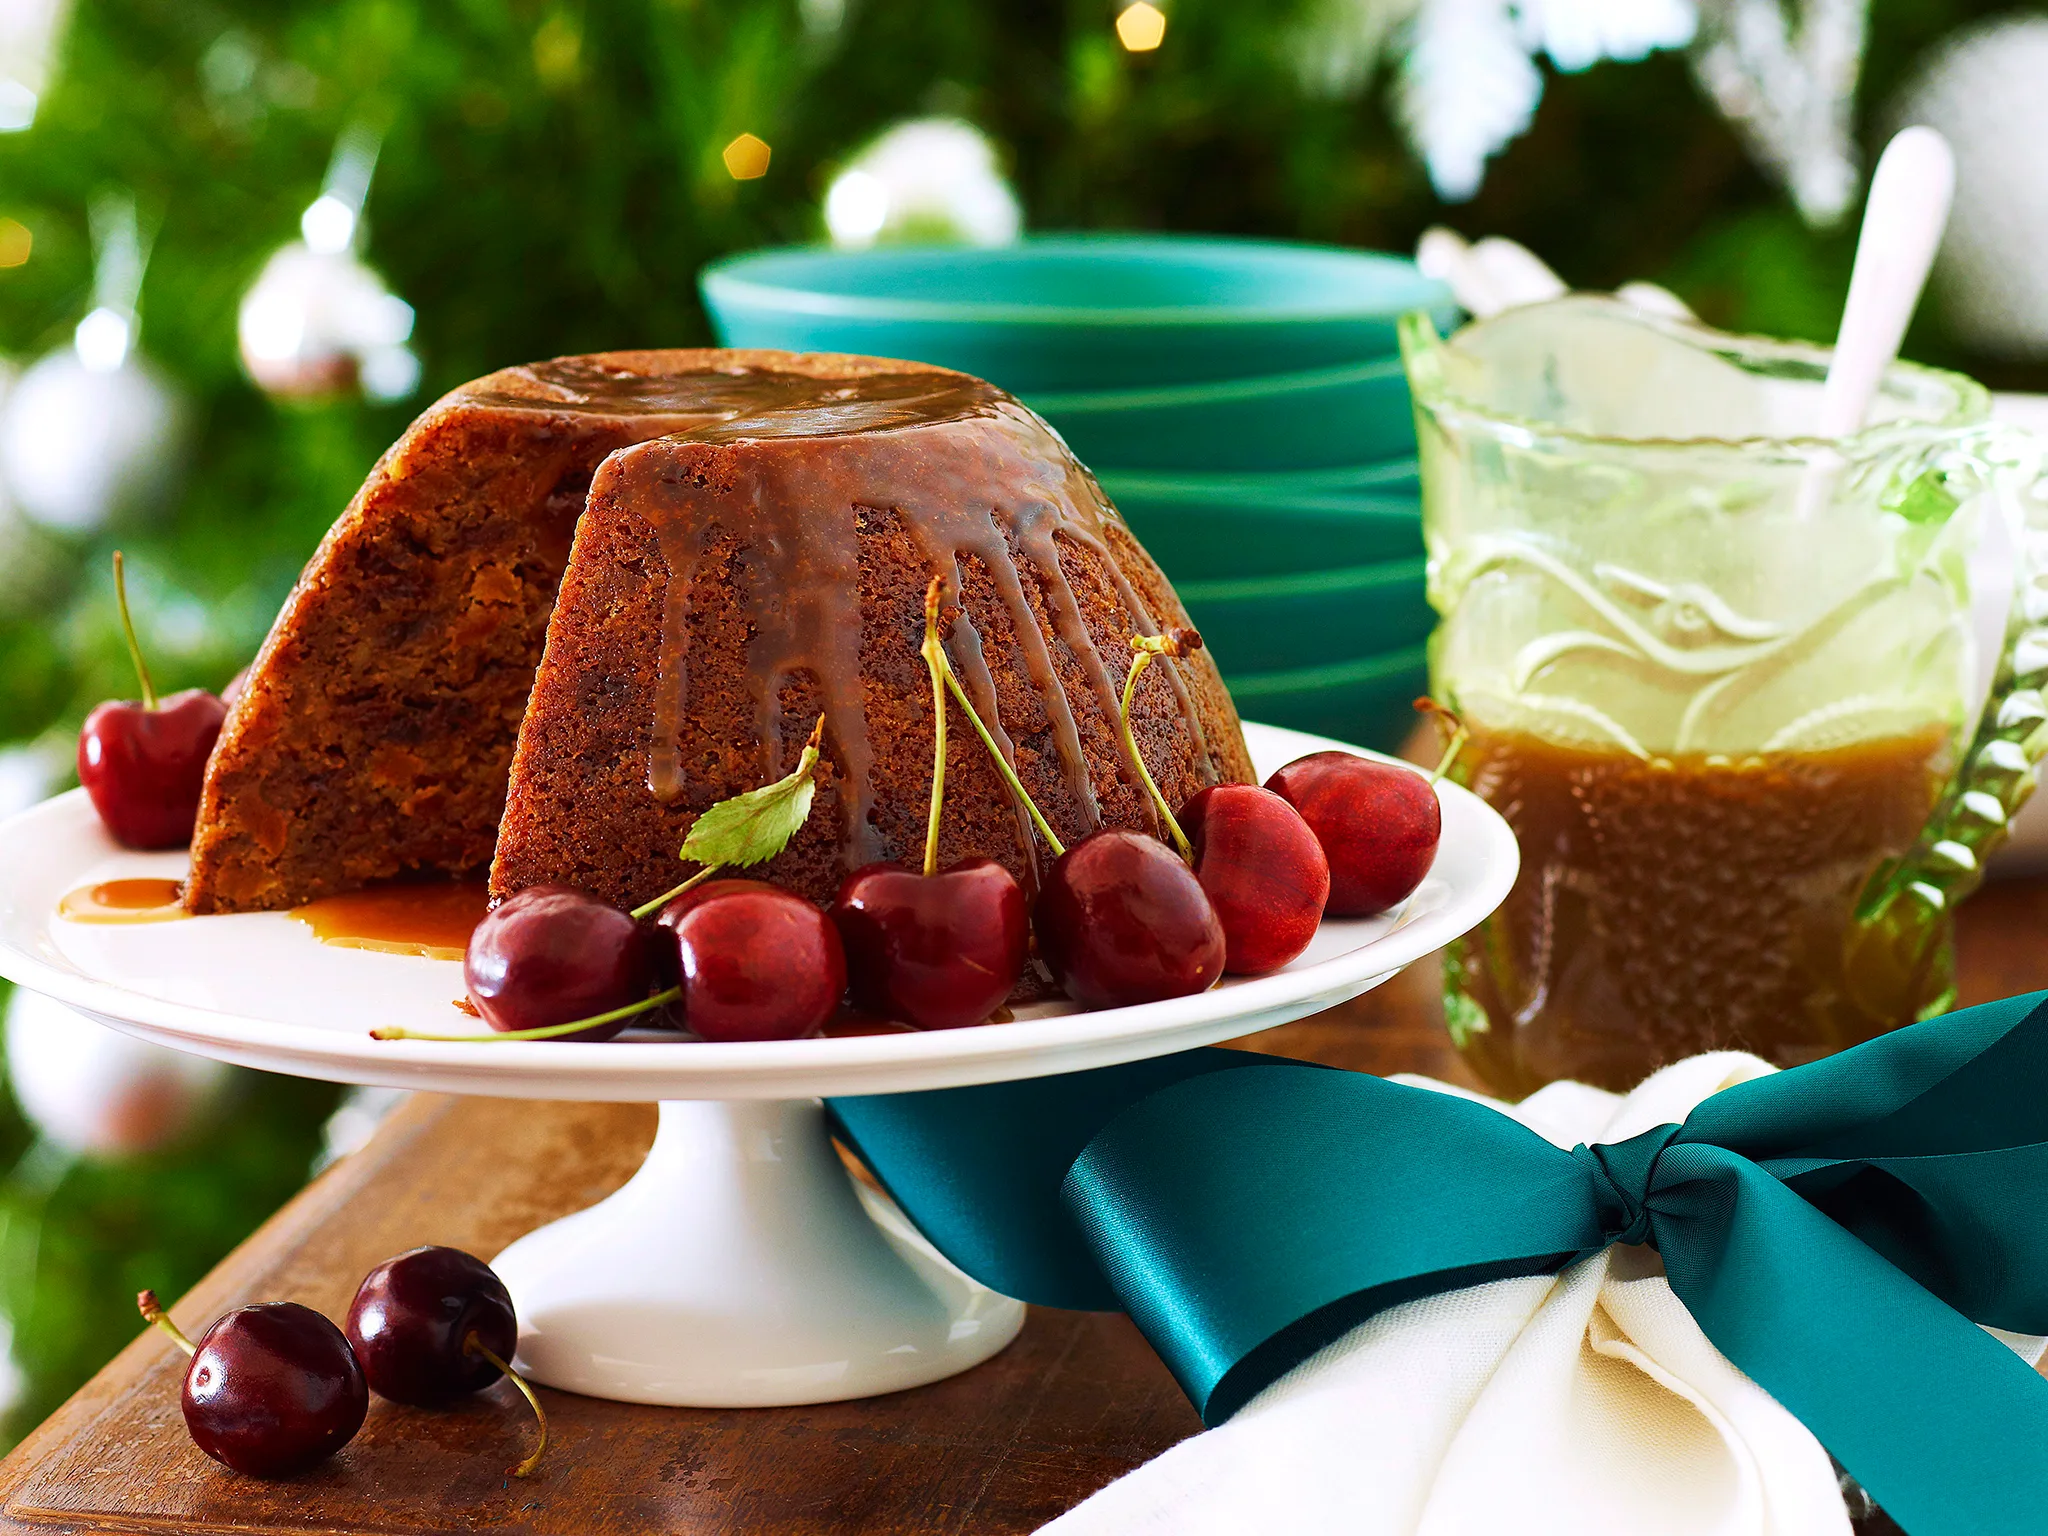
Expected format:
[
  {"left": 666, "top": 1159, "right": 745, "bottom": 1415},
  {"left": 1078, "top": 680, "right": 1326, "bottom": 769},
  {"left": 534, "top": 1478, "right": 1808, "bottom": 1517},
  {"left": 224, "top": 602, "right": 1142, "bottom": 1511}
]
[{"left": 138, "top": 1245, "right": 545, "bottom": 1480}]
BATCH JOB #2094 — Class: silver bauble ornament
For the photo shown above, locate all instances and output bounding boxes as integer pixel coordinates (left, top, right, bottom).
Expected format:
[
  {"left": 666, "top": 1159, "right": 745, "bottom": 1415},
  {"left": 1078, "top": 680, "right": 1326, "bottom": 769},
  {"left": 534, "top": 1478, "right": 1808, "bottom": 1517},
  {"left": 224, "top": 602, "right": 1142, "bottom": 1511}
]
[
  {"left": 4, "top": 988, "right": 229, "bottom": 1158},
  {"left": 0, "top": 193, "right": 186, "bottom": 531},
  {"left": 0, "top": 312, "right": 184, "bottom": 532},
  {"left": 240, "top": 123, "right": 419, "bottom": 403},
  {"left": 238, "top": 240, "right": 418, "bottom": 401}
]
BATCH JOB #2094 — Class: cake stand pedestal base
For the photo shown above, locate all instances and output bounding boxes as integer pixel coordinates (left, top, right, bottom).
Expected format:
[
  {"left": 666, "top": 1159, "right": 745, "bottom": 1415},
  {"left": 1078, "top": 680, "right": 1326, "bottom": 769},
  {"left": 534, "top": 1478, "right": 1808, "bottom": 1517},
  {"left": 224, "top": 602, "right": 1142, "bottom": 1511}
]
[{"left": 490, "top": 1097, "right": 1024, "bottom": 1406}]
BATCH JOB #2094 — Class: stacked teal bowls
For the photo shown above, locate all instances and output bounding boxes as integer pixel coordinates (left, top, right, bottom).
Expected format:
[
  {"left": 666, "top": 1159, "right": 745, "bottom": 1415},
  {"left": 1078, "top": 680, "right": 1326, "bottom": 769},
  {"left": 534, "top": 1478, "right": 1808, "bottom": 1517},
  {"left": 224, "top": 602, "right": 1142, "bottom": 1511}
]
[{"left": 701, "top": 235, "right": 1451, "bottom": 749}]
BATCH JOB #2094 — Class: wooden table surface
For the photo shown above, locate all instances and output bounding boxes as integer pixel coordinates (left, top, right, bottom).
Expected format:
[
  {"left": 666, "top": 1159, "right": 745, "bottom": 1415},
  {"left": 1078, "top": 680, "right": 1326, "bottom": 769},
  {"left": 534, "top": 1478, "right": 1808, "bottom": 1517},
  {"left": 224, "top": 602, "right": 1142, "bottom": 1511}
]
[{"left": 2, "top": 882, "right": 2044, "bottom": 1535}]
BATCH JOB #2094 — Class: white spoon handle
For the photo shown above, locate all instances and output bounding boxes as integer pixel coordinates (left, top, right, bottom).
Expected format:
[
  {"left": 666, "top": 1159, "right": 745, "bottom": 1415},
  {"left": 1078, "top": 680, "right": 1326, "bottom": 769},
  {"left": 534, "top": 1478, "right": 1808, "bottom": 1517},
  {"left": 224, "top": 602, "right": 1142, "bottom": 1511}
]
[{"left": 1817, "top": 126, "right": 1956, "bottom": 439}]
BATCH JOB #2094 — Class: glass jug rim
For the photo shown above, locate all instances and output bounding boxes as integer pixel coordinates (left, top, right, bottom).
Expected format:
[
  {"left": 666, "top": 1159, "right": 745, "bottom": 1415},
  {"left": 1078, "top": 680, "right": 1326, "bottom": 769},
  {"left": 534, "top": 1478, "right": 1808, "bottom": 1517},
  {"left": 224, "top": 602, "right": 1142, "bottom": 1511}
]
[{"left": 1399, "top": 304, "right": 1993, "bottom": 456}]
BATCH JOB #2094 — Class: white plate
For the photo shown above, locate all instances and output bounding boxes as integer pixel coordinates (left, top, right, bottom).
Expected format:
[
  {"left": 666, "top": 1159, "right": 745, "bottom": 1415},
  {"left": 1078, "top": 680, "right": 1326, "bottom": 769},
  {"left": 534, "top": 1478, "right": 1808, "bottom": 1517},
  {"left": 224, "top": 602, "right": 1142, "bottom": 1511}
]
[{"left": 0, "top": 723, "right": 1517, "bottom": 1102}]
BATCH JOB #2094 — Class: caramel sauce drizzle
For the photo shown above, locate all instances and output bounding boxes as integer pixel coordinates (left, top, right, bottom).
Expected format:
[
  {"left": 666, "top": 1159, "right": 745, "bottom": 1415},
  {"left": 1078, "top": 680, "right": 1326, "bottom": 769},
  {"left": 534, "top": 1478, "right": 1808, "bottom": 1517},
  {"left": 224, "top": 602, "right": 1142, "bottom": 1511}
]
[
  {"left": 290, "top": 881, "right": 490, "bottom": 961},
  {"left": 58, "top": 878, "right": 188, "bottom": 924},
  {"left": 626, "top": 369, "right": 1224, "bottom": 886}
]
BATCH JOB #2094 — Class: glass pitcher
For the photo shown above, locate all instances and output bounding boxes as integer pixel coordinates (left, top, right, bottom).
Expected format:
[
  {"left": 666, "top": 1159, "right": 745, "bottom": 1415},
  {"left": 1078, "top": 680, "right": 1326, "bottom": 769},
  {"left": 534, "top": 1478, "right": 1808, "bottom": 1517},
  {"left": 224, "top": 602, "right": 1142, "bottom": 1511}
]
[{"left": 1402, "top": 297, "right": 2048, "bottom": 1097}]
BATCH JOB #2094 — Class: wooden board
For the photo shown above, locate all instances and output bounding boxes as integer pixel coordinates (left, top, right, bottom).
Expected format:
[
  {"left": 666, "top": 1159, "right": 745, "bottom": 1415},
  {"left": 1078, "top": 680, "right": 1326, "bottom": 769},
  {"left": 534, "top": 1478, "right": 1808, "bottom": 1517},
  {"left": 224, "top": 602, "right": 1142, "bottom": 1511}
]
[{"left": 0, "top": 880, "right": 2040, "bottom": 1535}]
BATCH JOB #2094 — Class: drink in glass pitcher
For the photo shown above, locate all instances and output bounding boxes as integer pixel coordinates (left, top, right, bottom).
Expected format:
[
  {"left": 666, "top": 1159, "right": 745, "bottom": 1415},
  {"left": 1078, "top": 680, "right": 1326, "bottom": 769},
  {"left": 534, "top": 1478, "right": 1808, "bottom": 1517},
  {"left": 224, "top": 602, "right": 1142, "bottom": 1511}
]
[{"left": 1404, "top": 297, "right": 2048, "bottom": 1096}]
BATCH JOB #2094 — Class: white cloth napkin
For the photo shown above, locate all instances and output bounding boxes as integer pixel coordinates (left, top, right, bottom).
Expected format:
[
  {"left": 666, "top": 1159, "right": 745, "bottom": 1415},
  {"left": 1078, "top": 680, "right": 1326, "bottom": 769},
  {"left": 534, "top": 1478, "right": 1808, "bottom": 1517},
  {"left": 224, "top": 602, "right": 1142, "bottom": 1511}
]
[{"left": 1040, "top": 1051, "right": 2046, "bottom": 1536}]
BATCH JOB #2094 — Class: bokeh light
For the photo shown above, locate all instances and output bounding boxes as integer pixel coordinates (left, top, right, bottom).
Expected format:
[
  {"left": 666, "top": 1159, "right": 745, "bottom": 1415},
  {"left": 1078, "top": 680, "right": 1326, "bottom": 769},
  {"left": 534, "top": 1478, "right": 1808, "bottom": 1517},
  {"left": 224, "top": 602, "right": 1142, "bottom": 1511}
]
[
  {"left": 1116, "top": 2, "right": 1166, "bottom": 53},
  {"left": 722, "top": 132, "right": 772, "bottom": 181}
]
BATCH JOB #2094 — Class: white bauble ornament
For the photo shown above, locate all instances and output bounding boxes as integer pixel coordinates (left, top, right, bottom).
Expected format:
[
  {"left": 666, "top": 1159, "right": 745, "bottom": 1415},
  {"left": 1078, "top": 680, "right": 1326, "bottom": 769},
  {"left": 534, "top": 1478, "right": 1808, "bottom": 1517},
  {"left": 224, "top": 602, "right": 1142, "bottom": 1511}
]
[
  {"left": 240, "top": 125, "right": 419, "bottom": 404},
  {"left": 824, "top": 118, "right": 1021, "bottom": 249},
  {"left": 238, "top": 242, "right": 417, "bottom": 403},
  {"left": 4, "top": 988, "right": 228, "bottom": 1158},
  {"left": 1891, "top": 16, "right": 2048, "bottom": 359},
  {"left": 0, "top": 314, "right": 183, "bottom": 531}
]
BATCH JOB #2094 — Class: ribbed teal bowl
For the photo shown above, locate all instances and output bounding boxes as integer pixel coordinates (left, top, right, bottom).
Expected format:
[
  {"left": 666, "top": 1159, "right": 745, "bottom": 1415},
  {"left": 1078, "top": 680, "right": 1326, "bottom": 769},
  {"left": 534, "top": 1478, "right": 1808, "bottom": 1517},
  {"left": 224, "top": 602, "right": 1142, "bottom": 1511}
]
[
  {"left": 1113, "top": 491, "right": 1419, "bottom": 581},
  {"left": 700, "top": 235, "right": 1451, "bottom": 392},
  {"left": 1175, "top": 559, "right": 1430, "bottom": 674},
  {"left": 1225, "top": 645, "right": 1431, "bottom": 753},
  {"left": 1024, "top": 354, "right": 1414, "bottom": 472},
  {"left": 1099, "top": 460, "right": 1421, "bottom": 504}
]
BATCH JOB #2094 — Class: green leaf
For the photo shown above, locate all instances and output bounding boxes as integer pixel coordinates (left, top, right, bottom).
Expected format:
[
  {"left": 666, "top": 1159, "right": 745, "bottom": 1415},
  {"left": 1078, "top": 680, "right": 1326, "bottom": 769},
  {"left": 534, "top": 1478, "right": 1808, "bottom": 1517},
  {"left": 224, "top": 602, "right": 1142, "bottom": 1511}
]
[{"left": 679, "top": 717, "right": 825, "bottom": 869}]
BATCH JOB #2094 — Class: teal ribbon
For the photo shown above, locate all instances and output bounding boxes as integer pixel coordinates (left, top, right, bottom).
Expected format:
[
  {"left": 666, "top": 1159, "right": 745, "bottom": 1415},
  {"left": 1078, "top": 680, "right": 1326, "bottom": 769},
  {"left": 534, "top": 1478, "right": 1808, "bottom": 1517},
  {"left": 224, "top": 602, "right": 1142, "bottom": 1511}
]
[{"left": 827, "top": 990, "right": 2048, "bottom": 1536}]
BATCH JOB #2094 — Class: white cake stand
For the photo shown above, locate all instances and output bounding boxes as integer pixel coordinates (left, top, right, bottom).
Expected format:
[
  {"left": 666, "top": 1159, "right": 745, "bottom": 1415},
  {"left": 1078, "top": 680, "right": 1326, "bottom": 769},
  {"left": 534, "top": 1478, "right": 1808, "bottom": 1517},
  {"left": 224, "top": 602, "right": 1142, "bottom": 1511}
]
[{"left": 0, "top": 723, "right": 1516, "bottom": 1408}]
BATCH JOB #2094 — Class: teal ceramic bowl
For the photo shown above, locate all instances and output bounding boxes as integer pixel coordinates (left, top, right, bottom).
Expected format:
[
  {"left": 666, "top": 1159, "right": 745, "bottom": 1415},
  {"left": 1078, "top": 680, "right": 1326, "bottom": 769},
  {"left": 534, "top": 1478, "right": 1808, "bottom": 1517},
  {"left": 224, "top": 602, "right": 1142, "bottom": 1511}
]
[
  {"left": 1025, "top": 354, "right": 1413, "bottom": 472},
  {"left": 700, "top": 236, "right": 1452, "bottom": 392},
  {"left": 1175, "top": 558, "right": 1430, "bottom": 674},
  {"left": 1225, "top": 644, "right": 1431, "bottom": 753},
  {"left": 1099, "top": 459, "right": 1421, "bottom": 504},
  {"left": 1117, "top": 494, "right": 1420, "bottom": 581}
]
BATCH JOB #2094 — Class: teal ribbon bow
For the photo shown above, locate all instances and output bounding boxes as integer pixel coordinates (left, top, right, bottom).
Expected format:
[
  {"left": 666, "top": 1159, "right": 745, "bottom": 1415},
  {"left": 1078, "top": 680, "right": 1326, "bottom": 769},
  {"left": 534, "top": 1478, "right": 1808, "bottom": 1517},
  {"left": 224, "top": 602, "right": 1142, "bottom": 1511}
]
[{"left": 827, "top": 990, "right": 2048, "bottom": 1536}]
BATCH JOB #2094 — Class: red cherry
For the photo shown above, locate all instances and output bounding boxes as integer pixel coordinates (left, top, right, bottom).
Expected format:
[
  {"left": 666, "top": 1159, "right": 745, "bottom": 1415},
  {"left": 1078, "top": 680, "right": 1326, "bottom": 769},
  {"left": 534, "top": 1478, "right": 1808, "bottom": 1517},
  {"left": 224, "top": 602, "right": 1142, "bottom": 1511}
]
[
  {"left": 465, "top": 885, "right": 653, "bottom": 1039},
  {"left": 343, "top": 1247, "right": 547, "bottom": 1478},
  {"left": 663, "top": 886, "right": 846, "bottom": 1041},
  {"left": 1264, "top": 751, "right": 1441, "bottom": 918},
  {"left": 831, "top": 858, "right": 1027, "bottom": 1030},
  {"left": 1035, "top": 830, "right": 1225, "bottom": 1009},
  {"left": 1179, "top": 784, "right": 1330, "bottom": 974},
  {"left": 77, "top": 688, "right": 227, "bottom": 849},
  {"left": 644, "top": 878, "right": 784, "bottom": 1005},
  {"left": 346, "top": 1246, "right": 516, "bottom": 1407},
  {"left": 179, "top": 1302, "right": 367, "bottom": 1477}
]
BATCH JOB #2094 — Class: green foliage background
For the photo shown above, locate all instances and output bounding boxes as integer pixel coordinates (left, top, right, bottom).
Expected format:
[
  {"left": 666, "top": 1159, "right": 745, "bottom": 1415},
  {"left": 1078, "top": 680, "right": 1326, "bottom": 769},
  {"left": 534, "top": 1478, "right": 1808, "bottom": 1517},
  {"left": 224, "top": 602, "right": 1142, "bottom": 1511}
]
[{"left": 0, "top": 0, "right": 2033, "bottom": 1450}]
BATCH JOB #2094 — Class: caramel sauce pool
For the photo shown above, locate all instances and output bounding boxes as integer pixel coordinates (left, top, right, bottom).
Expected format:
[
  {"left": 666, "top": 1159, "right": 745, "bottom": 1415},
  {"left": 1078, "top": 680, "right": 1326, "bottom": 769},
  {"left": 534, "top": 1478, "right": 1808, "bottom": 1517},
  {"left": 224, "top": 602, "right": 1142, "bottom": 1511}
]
[
  {"left": 57, "top": 878, "right": 188, "bottom": 924},
  {"left": 290, "top": 881, "right": 490, "bottom": 961}
]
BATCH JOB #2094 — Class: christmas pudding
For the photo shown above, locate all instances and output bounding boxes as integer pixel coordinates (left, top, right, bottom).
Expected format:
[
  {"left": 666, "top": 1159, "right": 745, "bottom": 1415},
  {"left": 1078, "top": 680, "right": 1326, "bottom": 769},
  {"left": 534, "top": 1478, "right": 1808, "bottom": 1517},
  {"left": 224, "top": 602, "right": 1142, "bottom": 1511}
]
[{"left": 183, "top": 349, "right": 1251, "bottom": 915}]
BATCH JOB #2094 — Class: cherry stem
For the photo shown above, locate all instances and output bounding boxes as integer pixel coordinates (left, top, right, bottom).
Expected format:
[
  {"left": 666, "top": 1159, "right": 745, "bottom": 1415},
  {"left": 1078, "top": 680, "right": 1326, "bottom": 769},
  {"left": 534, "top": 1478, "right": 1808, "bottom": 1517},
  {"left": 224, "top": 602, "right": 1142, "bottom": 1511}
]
[
  {"left": 919, "top": 578, "right": 950, "bottom": 878},
  {"left": 111, "top": 551, "right": 158, "bottom": 711},
  {"left": 1428, "top": 724, "right": 1470, "bottom": 787},
  {"left": 465, "top": 1332, "right": 547, "bottom": 1478},
  {"left": 925, "top": 579, "right": 1066, "bottom": 858},
  {"left": 629, "top": 864, "right": 721, "bottom": 921},
  {"left": 370, "top": 986, "right": 682, "bottom": 1043},
  {"left": 1413, "top": 697, "right": 1470, "bottom": 786},
  {"left": 136, "top": 1289, "right": 196, "bottom": 1358},
  {"left": 1118, "top": 639, "right": 1192, "bottom": 861}
]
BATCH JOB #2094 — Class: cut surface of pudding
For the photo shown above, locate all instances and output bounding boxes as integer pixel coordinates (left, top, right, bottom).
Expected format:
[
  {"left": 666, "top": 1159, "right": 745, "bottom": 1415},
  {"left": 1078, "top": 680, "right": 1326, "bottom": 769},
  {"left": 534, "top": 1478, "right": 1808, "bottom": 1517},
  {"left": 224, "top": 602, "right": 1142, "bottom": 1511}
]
[{"left": 186, "top": 349, "right": 1253, "bottom": 919}]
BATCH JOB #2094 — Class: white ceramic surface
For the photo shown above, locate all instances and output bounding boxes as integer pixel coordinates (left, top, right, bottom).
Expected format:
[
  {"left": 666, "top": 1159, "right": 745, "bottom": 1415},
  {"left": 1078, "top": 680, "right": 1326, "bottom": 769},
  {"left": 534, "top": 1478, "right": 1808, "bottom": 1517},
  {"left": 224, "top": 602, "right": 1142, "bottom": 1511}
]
[
  {"left": 0, "top": 724, "right": 1519, "bottom": 1102},
  {"left": 0, "top": 720, "right": 1518, "bottom": 1406},
  {"left": 491, "top": 1097, "right": 1027, "bottom": 1404}
]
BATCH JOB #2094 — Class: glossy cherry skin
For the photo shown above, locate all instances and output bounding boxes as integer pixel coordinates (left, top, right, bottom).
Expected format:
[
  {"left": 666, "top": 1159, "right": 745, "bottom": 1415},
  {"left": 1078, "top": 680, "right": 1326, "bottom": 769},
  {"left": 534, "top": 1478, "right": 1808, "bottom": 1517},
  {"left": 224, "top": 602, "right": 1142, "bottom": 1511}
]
[
  {"left": 464, "top": 884, "right": 653, "bottom": 1039},
  {"left": 831, "top": 859, "right": 1027, "bottom": 1030},
  {"left": 77, "top": 688, "right": 228, "bottom": 849},
  {"left": 1179, "top": 784, "right": 1331, "bottom": 975},
  {"left": 640, "top": 878, "right": 786, "bottom": 1020},
  {"left": 1034, "top": 830, "right": 1225, "bottom": 1009},
  {"left": 181, "top": 1302, "right": 367, "bottom": 1477},
  {"left": 663, "top": 886, "right": 847, "bottom": 1042},
  {"left": 650, "top": 878, "right": 785, "bottom": 931},
  {"left": 346, "top": 1246, "right": 517, "bottom": 1406},
  {"left": 1265, "top": 751, "right": 1441, "bottom": 918}
]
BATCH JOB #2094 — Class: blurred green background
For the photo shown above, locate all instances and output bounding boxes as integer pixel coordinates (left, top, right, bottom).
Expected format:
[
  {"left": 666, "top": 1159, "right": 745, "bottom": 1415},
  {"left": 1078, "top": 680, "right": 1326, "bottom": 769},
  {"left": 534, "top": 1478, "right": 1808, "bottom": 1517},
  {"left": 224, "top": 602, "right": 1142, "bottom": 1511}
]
[{"left": 0, "top": 0, "right": 2038, "bottom": 1452}]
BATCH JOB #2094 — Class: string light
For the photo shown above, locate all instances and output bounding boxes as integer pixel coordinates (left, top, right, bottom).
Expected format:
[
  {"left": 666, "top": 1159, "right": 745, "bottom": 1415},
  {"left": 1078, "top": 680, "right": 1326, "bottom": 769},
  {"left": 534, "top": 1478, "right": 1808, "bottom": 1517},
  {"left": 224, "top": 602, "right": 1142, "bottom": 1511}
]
[
  {"left": 723, "top": 133, "right": 772, "bottom": 180},
  {"left": 1116, "top": 2, "right": 1166, "bottom": 52},
  {"left": 0, "top": 218, "right": 29, "bottom": 268}
]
